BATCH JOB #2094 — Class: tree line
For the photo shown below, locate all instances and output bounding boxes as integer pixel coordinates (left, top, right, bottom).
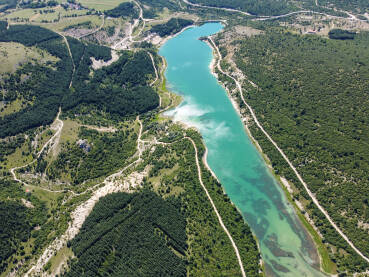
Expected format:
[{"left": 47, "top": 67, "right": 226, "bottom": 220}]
[{"left": 233, "top": 28, "right": 369, "bottom": 272}]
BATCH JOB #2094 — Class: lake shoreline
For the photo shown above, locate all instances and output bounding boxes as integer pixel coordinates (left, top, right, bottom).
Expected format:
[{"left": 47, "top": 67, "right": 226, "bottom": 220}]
[
  {"left": 159, "top": 22, "right": 326, "bottom": 276},
  {"left": 204, "top": 33, "right": 331, "bottom": 275}
]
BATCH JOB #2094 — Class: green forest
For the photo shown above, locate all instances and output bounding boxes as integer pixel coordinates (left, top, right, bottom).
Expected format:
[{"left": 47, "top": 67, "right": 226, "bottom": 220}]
[
  {"left": 232, "top": 29, "right": 369, "bottom": 272},
  {"left": 3, "top": 0, "right": 368, "bottom": 274},
  {"left": 65, "top": 191, "right": 187, "bottom": 276},
  {"left": 328, "top": 29, "right": 356, "bottom": 40},
  {"left": 104, "top": 2, "right": 138, "bottom": 18},
  {"left": 0, "top": 178, "right": 48, "bottom": 272},
  {"left": 46, "top": 127, "right": 137, "bottom": 185},
  {"left": 150, "top": 18, "right": 194, "bottom": 37},
  {"left": 317, "top": 0, "right": 369, "bottom": 13},
  {"left": 58, "top": 125, "right": 262, "bottom": 276},
  {"left": 0, "top": 24, "right": 158, "bottom": 138}
]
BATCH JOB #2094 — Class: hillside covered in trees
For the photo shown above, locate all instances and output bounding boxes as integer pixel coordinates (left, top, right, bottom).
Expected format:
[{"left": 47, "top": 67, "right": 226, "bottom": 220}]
[
  {"left": 65, "top": 191, "right": 187, "bottom": 276},
  {"left": 0, "top": 179, "right": 48, "bottom": 273},
  {"left": 0, "top": 24, "right": 158, "bottom": 138},
  {"left": 104, "top": 2, "right": 138, "bottom": 18},
  {"left": 232, "top": 29, "right": 369, "bottom": 273},
  {"left": 151, "top": 18, "right": 194, "bottom": 37}
]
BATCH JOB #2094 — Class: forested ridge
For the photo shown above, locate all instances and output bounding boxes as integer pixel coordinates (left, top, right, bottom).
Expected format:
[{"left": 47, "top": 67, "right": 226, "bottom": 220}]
[
  {"left": 151, "top": 18, "right": 194, "bottom": 37},
  {"left": 0, "top": 24, "right": 158, "bottom": 138},
  {"left": 104, "top": 2, "right": 138, "bottom": 18},
  {"left": 232, "top": 29, "right": 369, "bottom": 272}
]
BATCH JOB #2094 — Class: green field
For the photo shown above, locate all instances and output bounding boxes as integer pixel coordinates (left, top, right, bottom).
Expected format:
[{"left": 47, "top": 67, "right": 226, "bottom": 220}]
[
  {"left": 3, "top": 6, "right": 89, "bottom": 23},
  {"left": 0, "top": 42, "right": 58, "bottom": 73},
  {"left": 76, "top": 0, "right": 129, "bottom": 11}
]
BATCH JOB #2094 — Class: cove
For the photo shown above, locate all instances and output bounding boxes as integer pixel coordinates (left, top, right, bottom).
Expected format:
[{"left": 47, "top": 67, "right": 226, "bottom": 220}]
[{"left": 159, "top": 23, "right": 325, "bottom": 276}]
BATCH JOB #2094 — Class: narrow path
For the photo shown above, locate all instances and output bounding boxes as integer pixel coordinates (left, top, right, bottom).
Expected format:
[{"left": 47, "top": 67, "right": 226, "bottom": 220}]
[
  {"left": 186, "top": 137, "right": 247, "bottom": 277},
  {"left": 60, "top": 34, "right": 75, "bottom": 88},
  {"left": 113, "top": 0, "right": 144, "bottom": 50},
  {"left": 208, "top": 36, "right": 369, "bottom": 264},
  {"left": 131, "top": 0, "right": 146, "bottom": 41},
  {"left": 182, "top": 0, "right": 251, "bottom": 16},
  {"left": 182, "top": 0, "right": 366, "bottom": 22},
  {"left": 21, "top": 108, "right": 245, "bottom": 275},
  {"left": 25, "top": 117, "right": 145, "bottom": 276},
  {"left": 136, "top": 116, "right": 144, "bottom": 159},
  {"left": 140, "top": 131, "right": 246, "bottom": 276},
  {"left": 147, "top": 52, "right": 159, "bottom": 86},
  {"left": 10, "top": 108, "right": 64, "bottom": 192},
  {"left": 254, "top": 10, "right": 349, "bottom": 21}
]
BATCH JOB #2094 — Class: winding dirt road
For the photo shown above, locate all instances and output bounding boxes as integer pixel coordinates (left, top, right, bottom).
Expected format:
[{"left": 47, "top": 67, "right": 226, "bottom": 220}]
[
  {"left": 25, "top": 117, "right": 144, "bottom": 276},
  {"left": 187, "top": 137, "right": 246, "bottom": 277},
  {"left": 182, "top": 0, "right": 366, "bottom": 22},
  {"left": 208, "top": 36, "right": 369, "bottom": 264},
  {"left": 10, "top": 109, "right": 64, "bottom": 192},
  {"left": 182, "top": 0, "right": 251, "bottom": 16},
  {"left": 59, "top": 34, "right": 75, "bottom": 88},
  {"left": 113, "top": 0, "right": 144, "bottom": 50},
  {"left": 147, "top": 52, "right": 159, "bottom": 87}
]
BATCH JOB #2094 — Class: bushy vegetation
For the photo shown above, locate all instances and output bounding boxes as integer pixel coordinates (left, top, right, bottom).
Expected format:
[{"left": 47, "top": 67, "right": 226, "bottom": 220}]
[
  {"left": 0, "top": 20, "right": 8, "bottom": 31},
  {"left": 136, "top": 125, "right": 262, "bottom": 276},
  {"left": 104, "top": 2, "right": 138, "bottom": 18},
  {"left": 151, "top": 18, "right": 194, "bottom": 37},
  {"left": 140, "top": 0, "right": 180, "bottom": 12},
  {"left": 0, "top": 136, "right": 25, "bottom": 163},
  {"left": 317, "top": 0, "right": 369, "bottom": 13},
  {"left": 188, "top": 0, "right": 293, "bottom": 16},
  {"left": 233, "top": 29, "right": 369, "bottom": 272},
  {"left": 328, "top": 29, "right": 356, "bottom": 40},
  {"left": 0, "top": 25, "right": 60, "bottom": 46},
  {"left": 46, "top": 127, "right": 137, "bottom": 184},
  {"left": 20, "top": 0, "right": 58, "bottom": 9},
  {"left": 64, "top": 191, "right": 187, "bottom": 276}
]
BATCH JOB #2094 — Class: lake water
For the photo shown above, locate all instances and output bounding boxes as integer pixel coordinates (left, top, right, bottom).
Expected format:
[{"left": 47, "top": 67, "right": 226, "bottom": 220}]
[{"left": 159, "top": 22, "right": 325, "bottom": 277}]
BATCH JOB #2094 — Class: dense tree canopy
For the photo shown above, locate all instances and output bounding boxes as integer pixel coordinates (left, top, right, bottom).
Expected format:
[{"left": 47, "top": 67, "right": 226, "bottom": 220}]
[
  {"left": 104, "top": 2, "right": 138, "bottom": 18},
  {"left": 151, "top": 18, "right": 194, "bottom": 37},
  {"left": 0, "top": 179, "right": 48, "bottom": 272},
  {"left": 328, "top": 29, "right": 356, "bottom": 40},
  {"left": 232, "top": 29, "right": 369, "bottom": 272},
  {"left": 64, "top": 191, "right": 187, "bottom": 276},
  {"left": 0, "top": 25, "right": 158, "bottom": 138}
]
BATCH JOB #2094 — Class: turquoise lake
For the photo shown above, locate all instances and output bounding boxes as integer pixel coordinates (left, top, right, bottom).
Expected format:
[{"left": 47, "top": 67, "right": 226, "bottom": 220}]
[{"left": 159, "top": 23, "right": 325, "bottom": 276}]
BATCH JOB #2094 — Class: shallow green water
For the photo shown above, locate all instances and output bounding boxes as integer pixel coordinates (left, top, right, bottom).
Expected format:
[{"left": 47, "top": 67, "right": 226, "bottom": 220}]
[{"left": 160, "top": 23, "right": 325, "bottom": 277}]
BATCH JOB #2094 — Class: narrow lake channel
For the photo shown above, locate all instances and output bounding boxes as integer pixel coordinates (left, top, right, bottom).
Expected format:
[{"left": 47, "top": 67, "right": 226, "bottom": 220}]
[{"left": 159, "top": 22, "right": 325, "bottom": 277}]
